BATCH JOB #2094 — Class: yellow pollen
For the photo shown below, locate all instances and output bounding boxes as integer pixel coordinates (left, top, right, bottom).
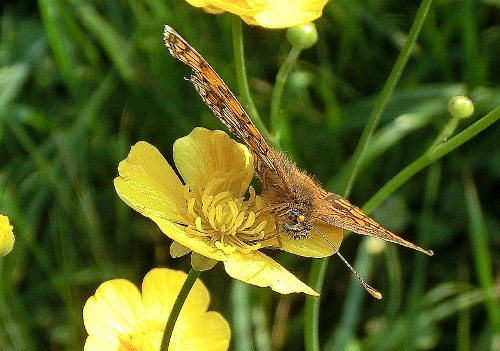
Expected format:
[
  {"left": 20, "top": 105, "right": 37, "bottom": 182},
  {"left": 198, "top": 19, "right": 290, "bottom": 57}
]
[
  {"left": 177, "top": 180, "right": 274, "bottom": 255},
  {"left": 187, "top": 197, "right": 197, "bottom": 218},
  {"left": 208, "top": 206, "right": 217, "bottom": 229},
  {"left": 215, "top": 204, "right": 223, "bottom": 224},
  {"left": 297, "top": 215, "right": 306, "bottom": 223},
  {"left": 243, "top": 211, "right": 256, "bottom": 228},
  {"left": 252, "top": 221, "right": 268, "bottom": 234},
  {"left": 232, "top": 212, "right": 246, "bottom": 233},
  {"left": 202, "top": 194, "right": 213, "bottom": 217},
  {"left": 212, "top": 190, "right": 230, "bottom": 205},
  {"left": 229, "top": 201, "right": 238, "bottom": 223},
  {"left": 195, "top": 216, "right": 203, "bottom": 231}
]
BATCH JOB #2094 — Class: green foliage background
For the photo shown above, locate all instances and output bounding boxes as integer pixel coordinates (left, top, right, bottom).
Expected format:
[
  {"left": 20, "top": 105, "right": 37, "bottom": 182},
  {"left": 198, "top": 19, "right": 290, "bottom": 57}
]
[{"left": 1, "top": 0, "right": 499, "bottom": 350}]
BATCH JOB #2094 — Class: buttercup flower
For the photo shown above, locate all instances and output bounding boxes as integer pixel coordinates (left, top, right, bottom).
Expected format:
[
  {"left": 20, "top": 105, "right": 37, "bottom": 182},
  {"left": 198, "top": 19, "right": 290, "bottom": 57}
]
[
  {"left": 115, "top": 127, "right": 342, "bottom": 295},
  {"left": 184, "top": 0, "right": 329, "bottom": 28},
  {"left": 83, "top": 268, "right": 230, "bottom": 351},
  {"left": 0, "top": 214, "right": 14, "bottom": 257}
]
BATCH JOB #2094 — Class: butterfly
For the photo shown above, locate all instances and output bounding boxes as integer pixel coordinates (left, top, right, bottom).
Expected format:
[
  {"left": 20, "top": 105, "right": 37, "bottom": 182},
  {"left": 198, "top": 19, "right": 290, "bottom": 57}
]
[{"left": 163, "top": 25, "right": 433, "bottom": 299}]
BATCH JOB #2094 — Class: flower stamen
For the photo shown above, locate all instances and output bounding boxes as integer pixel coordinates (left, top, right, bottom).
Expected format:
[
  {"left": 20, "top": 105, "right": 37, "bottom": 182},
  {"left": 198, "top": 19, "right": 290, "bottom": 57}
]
[{"left": 177, "top": 178, "right": 274, "bottom": 255}]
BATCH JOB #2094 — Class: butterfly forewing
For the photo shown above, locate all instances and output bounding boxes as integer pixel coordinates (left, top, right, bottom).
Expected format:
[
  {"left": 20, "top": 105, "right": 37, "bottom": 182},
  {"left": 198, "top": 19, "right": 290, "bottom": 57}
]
[{"left": 163, "top": 25, "right": 280, "bottom": 178}]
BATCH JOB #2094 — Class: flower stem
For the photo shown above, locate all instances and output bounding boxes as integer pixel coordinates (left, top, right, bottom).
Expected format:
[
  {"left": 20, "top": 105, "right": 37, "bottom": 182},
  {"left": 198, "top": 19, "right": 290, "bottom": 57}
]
[
  {"left": 343, "top": 0, "right": 434, "bottom": 198},
  {"left": 325, "top": 242, "right": 378, "bottom": 350},
  {"left": 363, "top": 103, "right": 500, "bottom": 214},
  {"left": 304, "top": 257, "right": 328, "bottom": 351},
  {"left": 305, "top": 0, "right": 434, "bottom": 349},
  {"left": 464, "top": 171, "right": 500, "bottom": 334},
  {"left": 160, "top": 268, "right": 201, "bottom": 351},
  {"left": 402, "top": 163, "right": 441, "bottom": 351},
  {"left": 231, "top": 16, "right": 274, "bottom": 144},
  {"left": 270, "top": 45, "right": 302, "bottom": 143}
]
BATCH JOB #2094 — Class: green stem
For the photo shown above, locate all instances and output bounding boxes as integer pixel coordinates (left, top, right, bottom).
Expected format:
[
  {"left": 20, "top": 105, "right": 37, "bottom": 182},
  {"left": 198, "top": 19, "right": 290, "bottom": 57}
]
[
  {"left": 363, "top": 103, "right": 500, "bottom": 214},
  {"left": 429, "top": 116, "right": 460, "bottom": 149},
  {"left": 343, "top": 0, "right": 434, "bottom": 198},
  {"left": 304, "top": 258, "right": 329, "bottom": 351},
  {"left": 402, "top": 163, "right": 441, "bottom": 351},
  {"left": 464, "top": 171, "right": 500, "bottom": 333},
  {"left": 160, "top": 269, "right": 201, "bottom": 351},
  {"left": 305, "top": 1, "right": 434, "bottom": 349},
  {"left": 269, "top": 45, "right": 302, "bottom": 142},
  {"left": 231, "top": 16, "right": 274, "bottom": 144},
  {"left": 456, "top": 259, "right": 471, "bottom": 351},
  {"left": 230, "top": 280, "right": 254, "bottom": 351},
  {"left": 326, "top": 243, "right": 378, "bottom": 350}
]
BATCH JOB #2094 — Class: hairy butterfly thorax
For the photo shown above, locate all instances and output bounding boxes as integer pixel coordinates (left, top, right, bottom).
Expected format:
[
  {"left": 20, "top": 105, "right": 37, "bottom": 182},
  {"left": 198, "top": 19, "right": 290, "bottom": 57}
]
[{"left": 256, "top": 148, "right": 319, "bottom": 240}]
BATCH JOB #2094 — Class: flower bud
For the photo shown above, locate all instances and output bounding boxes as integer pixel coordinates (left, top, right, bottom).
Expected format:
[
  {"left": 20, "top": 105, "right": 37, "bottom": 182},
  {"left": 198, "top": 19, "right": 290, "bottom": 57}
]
[
  {"left": 286, "top": 23, "right": 318, "bottom": 49},
  {"left": 448, "top": 95, "right": 474, "bottom": 119}
]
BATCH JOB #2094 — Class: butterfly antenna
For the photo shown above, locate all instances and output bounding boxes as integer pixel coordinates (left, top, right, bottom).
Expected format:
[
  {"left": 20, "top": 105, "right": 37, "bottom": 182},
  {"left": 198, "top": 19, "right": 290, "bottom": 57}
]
[{"left": 312, "top": 226, "right": 382, "bottom": 299}]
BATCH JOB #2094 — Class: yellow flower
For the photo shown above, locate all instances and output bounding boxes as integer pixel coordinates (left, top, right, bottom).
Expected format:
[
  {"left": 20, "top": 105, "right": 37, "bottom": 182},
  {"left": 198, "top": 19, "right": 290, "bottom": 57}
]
[
  {"left": 83, "top": 268, "right": 230, "bottom": 351},
  {"left": 184, "top": 0, "right": 329, "bottom": 28},
  {"left": 115, "top": 128, "right": 342, "bottom": 295},
  {"left": 0, "top": 214, "right": 14, "bottom": 257}
]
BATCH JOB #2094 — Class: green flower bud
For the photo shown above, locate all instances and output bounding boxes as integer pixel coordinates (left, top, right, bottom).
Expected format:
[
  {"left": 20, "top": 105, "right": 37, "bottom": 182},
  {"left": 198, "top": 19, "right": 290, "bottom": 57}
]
[
  {"left": 286, "top": 23, "right": 318, "bottom": 49},
  {"left": 448, "top": 95, "right": 474, "bottom": 119}
]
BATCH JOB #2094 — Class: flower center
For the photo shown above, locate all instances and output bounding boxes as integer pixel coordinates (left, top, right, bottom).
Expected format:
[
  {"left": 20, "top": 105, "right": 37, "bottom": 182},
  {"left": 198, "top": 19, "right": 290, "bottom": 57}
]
[{"left": 177, "top": 177, "right": 275, "bottom": 255}]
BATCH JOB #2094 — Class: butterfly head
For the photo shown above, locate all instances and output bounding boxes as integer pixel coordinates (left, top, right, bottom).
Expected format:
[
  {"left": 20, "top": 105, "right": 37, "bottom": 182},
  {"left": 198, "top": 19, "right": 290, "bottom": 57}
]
[{"left": 281, "top": 207, "right": 313, "bottom": 240}]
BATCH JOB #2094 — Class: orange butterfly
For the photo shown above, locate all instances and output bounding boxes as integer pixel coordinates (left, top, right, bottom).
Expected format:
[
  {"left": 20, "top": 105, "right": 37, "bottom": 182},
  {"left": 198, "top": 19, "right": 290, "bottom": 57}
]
[{"left": 163, "top": 25, "right": 433, "bottom": 299}]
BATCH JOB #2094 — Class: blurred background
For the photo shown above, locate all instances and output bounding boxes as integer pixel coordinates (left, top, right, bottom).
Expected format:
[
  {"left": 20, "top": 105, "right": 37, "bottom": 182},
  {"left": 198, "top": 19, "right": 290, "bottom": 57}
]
[{"left": 0, "top": 0, "right": 499, "bottom": 350}]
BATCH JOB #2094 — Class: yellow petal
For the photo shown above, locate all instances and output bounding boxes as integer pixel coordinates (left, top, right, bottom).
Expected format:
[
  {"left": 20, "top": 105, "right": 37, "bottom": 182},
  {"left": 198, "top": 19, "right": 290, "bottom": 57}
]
[
  {"left": 223, "top": 251, "right": 318, "bottom": 295},
  {"left": 84, "top": 335, "right": 119, "bottom": 351},
  {"left": 180, "top": 311, "right": 231, "bottom": 351},
  {"left": 280, "top": 222, "right": 343, "bottom": 258},
  {"left": 0, "top": 214, "right": 14, "bottom": 257},
  {"left": 114, "top": 141, "right": 184, "bottom": 220},
  {"left": 142, "top": 268, "right": 225, "bottom": 339},
  {"left": 83, "top": 279, "right": 143, "bottom": 337},
  {"left": 84, "top": 268, "right": 231, "bottom": 351},
  {"left": 185, "top": 0, "right": 265, "bottom": 16},
  {"left": 148, "top": 215, "right": 229, "bottom": 262},
  {"left": 141, "top": 268, "right": 210, "bottom": 320},
  {"left": 184, "top": 0, "right": 209, "bottom": 6},
  {"left": 173, "top": 128, "right": 253, "bottom": 196},
  {"left": 248, "top": 0, "right": 328, "bottom": 28},
  {"left": 114, "top": 139, "right": 233, "bottom": 262}
]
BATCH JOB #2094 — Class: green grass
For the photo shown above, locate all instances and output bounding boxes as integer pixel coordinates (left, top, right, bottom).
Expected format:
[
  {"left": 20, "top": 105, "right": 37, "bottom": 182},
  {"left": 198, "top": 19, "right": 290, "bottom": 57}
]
[{"left": 1, "top": 0, "right": 500, "bottom": 350}]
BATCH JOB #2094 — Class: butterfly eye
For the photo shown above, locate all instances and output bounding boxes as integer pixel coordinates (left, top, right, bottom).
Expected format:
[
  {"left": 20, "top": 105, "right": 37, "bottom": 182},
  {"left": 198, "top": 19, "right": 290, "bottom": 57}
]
[
  {"left": 286, "top": 209, "right": 304, "bottom": 224},
  {"left": 283, "top": 209, "right": 311, "bottom": 239}
]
